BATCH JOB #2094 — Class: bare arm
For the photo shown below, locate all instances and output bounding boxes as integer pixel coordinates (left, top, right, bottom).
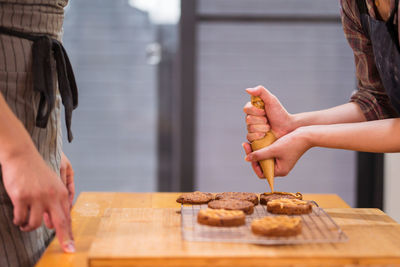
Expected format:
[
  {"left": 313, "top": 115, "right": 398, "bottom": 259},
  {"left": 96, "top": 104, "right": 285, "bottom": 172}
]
[
  {"left": 0, "top": 94, "right": 37, "bottom": 161},
  {"left": 292, "top": 102, "right": 367, "bottom": 128},
  {"left": 305, "top": 118, "right": 400, "bottom": 153}
]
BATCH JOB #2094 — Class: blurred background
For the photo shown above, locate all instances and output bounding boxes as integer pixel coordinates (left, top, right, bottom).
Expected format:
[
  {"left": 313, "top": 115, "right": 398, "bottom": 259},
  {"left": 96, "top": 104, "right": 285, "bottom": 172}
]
[{"left": 62, "top": 0, "right": 400, "bottom": 221}]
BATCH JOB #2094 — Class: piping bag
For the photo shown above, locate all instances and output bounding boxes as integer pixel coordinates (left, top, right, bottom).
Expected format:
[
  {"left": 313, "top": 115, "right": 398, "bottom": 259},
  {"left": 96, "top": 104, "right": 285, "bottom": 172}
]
[{"left": 250, "top": 96, "right": 277, "bottom": 192}]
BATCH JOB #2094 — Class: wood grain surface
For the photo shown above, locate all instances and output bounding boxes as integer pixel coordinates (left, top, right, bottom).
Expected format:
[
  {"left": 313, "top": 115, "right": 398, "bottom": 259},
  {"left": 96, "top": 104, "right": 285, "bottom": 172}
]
[
  {"left": 36, "top": 192, "right": 381, "bottom": 267},
  {"left": 88, "top": 207, "right": 400, "bottom": 266}
]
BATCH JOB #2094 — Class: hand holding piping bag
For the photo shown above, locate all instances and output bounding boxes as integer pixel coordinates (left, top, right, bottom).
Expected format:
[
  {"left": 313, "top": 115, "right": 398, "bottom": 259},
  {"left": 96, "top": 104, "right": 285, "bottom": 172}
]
[{"left": 249, "top": 96, "right": 277, "bottom": 192}]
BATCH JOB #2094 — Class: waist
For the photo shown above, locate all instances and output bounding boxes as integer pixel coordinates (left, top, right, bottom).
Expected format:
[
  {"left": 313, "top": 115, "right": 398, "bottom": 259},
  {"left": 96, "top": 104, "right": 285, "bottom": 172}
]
[
  {"left": 0, "top": 2, "right": 65, "bottom": 41},
  {"left": 0, "top": 25, "right": 78, "bottom": 142}
]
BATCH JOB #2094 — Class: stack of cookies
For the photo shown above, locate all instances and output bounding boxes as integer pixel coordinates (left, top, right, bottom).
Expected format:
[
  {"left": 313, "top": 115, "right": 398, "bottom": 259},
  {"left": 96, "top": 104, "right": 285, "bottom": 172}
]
[
  {"left": 176, "top": 191, "right": 314, "bottom": 236},
  {"left": 176, "top": 191, "right": 258, "bottom": 227}
]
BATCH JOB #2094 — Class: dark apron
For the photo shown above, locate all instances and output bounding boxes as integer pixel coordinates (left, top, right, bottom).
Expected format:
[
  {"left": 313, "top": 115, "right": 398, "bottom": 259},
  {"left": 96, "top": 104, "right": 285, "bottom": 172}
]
[
  {"left": 357, "top": 0, "right": 400, "bottom": 114},
  {"left": 0, "top": 26, "right": 78, "bottom": 142}
]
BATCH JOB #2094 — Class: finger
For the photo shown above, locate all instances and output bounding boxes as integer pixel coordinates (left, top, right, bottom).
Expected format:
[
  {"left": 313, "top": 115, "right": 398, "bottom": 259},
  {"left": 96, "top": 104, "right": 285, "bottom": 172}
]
[
  {"left": 247, "top": 124, "right": 270, "bottom": 133},
  {"left": 274, "top": 159, "right": 291, "bottom": 177},
  {"left": 60, "top": 198, "right": 74, "bottom": 241},
  {"left": 245, "top": 147, "right": 274, "bottom": 162},
  {"left": 243, "top": 102, "right": 265, "bottom": 116},
  {"left": 66, "top": 166, "right": 75, "bottom": 207},
  {"left": 246, "top": 115, "right": 267, "bottom": 125},
  {"left": 50, "top": 203, "right": 75, "bottom": 253},
  {"left": 247, "top": 132, "right": 265, "bottom": 142},
  {"left": 245, "top": 85, "right": 275, "bottom": 105},
  {"left": 13, "top": 202, "right": 29, "bottom": 226},
  {"left": 20, "top": 204, "right": 44, "bottom": 232},
  {"left": 44, "top": 212, "right": 54, "bottom": 229},
  {"left": 251, "top": 161, "right": 265, "bottom": 178},
  {"left": 242, "top": 142, "right": 253, "bottom": 155},
  {"left": 60, "top": 166, "right": 67, "bottom": 186},
  {"left": 242, "top": 143, "right": 264, "bottom": 178},
  {"left": 67, "top": 181, "right": 75, "bottom": 208}
]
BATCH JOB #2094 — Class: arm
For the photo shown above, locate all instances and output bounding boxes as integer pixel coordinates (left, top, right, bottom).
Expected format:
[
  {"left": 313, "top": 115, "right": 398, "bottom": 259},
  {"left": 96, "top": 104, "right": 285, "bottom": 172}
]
[
  {"left": 0, "top": 93, "right": 37, "bottom": 161},
  {"left": 244, "top": 118, "right": 400, "bottom": 177},
  {"left": 0, "top": 94, "right": 75, "bottom": 253},
  {"left": 244, "top": 87, "right": 367, "bottom": 142},
  {"left": 306, "top": 118, "right": 400, "bottom": 153},
  {"left": 292, "top": 102, "right": 366, "bottom": 127}
]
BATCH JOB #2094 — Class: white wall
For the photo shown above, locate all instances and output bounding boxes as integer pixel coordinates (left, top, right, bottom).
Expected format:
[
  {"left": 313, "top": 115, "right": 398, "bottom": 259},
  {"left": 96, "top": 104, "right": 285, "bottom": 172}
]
[{"left": 384, "top": 153, "right": 400, "bottom": 222}]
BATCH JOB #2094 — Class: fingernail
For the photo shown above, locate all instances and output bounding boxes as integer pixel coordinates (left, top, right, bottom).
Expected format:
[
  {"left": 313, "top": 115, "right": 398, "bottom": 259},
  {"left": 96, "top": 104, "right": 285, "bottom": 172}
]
[
  {"left": 63, "top": 240, "right": 75, "bottom": 253},
  {"left": 245, "top": 155, "right": 252, "bottom": 161},
  {"left": 246, "top": 88, "right": 255, "bottom": 93}
]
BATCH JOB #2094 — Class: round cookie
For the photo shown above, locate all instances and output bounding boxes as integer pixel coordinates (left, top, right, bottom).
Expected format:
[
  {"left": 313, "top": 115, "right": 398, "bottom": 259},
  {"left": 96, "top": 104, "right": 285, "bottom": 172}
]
[
  {"left": 197, "top": 208, "right": 246, "bottom": 227},
  {"left": 251, "top": 216, "right": 302, "bottom": 236},
  {"left": 215, "top": 192, "right": 259, "bottom": 205},
  {"left": 260, "top": 192, "right": 302, "bottom": 205},
  {"left": 176, "top": 191, "right": 214, "bottom": 204},
  {"left": 267, "top": 198, "right": 312, "bottom": 215},
  {"left": 208, "top": 199, "right": 254, "bottom": 215}
]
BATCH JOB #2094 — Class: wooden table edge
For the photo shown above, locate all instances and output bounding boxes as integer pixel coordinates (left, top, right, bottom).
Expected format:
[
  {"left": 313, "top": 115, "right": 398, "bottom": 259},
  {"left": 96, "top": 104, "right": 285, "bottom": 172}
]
[{"left": 88, "top": 256, "right": 400, "bottom": 266}]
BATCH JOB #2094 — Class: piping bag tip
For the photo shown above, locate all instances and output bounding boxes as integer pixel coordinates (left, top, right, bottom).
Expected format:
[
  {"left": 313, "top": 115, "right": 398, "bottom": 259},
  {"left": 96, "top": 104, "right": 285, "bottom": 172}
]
[{"left": 266, "top": 176, "right": 274, "bottom": 193}]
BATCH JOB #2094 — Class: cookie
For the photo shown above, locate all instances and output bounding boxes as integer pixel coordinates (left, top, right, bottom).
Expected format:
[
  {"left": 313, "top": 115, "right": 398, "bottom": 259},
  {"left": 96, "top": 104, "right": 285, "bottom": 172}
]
[
  {"left": 197, "top": 208, "right": 246, "bottom": 227},
  {"left": 267, "top": 198, "right": 312, "bottom": 215},
  {"left": 215, "top": 192, "right": 259, "bottom": 205},
  {"left": 260, "top": 192, "right": 303, "bottom": 205},
  {"left": 208, "top": 199, "right": 254, "bottom": 215},
  {"left": 176, "top": 191, "right": 214, "bottom": 204},
  {"left": 251, "top": 216, "right": 302, "bottom": 236}
]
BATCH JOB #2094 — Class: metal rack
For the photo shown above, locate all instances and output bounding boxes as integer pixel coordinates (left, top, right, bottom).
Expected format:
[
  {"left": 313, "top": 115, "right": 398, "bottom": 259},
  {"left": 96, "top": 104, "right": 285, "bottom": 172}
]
[{"left": 181, "top": 203, "right": 348, "bottom": 245}]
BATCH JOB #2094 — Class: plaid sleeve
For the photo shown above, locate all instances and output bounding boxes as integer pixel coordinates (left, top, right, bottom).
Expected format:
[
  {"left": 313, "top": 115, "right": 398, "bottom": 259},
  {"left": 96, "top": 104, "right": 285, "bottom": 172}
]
[{"left": 340, "top": 0, "right": 398, "bottom": 120}]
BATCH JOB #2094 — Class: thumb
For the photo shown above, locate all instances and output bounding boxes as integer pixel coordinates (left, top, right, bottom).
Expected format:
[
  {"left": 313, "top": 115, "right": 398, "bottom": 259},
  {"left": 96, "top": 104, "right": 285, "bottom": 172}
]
[
  {"left": 244, "top": 145, "right": 275, "bottom": 162},
  {"left": 245, "top": 85, "right": 275, "bottom": 106}
]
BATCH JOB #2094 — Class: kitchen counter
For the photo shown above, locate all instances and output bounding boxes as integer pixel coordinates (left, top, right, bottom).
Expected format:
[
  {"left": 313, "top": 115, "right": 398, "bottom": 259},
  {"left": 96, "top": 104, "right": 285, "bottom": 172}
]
[{"left": 35, "top": 192, "right": 400, "bottom": 267}]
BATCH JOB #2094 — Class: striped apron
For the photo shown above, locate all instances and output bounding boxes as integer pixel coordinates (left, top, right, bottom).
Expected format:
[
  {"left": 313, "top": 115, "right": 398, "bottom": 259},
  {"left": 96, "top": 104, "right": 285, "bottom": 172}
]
[{"left": 0, "top": 0, "right": 76, "bottom": 266}]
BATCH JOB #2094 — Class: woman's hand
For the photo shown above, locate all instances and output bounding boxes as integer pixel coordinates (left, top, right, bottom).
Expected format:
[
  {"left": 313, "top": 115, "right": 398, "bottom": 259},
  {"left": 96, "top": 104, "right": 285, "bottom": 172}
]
[
  {"left": 242, "top": 127, "right": 312, "bottom": 177},
  {"left": 243, "top": 85, "right": 296, "bottom": 142},
  {"left": 60, "top": 152, "right": 75, "bottom": 208}
]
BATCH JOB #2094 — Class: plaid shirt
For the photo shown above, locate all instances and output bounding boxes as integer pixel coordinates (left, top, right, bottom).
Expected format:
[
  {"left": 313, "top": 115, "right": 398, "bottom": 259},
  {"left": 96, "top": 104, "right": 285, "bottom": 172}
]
[{"left": 340, "top": 0, "right": 399, "bottom": 120}]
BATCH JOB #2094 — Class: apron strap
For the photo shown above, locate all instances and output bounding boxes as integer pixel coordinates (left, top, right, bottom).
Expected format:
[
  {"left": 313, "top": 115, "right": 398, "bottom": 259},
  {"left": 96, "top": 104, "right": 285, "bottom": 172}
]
[
  {"left": 357, "top": 0, "right": 400, "bottom": 48},
  {"left": 52, "top": 40, "right": 79, "bottom": 142},
  {"left": 386, "top": 0, "right": 400, "bottom": 50},
  {"left": 356, "top": 0, "right": 369, "bottom": 16},
  {"left": 357, "top": 0, "right": 370, "bottom": 38},
  {"left": 0, "top": 27, "right": 78, "bottom": 142}
]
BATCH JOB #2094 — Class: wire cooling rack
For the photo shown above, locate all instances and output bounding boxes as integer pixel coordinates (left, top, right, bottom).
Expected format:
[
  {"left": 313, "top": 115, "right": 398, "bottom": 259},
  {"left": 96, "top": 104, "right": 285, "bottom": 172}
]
[{"left": 181, "top": 202, "right": 348, "bottom": 245}]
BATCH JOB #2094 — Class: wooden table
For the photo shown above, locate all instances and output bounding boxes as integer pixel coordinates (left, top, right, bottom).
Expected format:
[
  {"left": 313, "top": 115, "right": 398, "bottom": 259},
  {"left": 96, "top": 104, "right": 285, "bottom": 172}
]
[{"left": 35, "top": 192, "right": 400, "bottom": 267}]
